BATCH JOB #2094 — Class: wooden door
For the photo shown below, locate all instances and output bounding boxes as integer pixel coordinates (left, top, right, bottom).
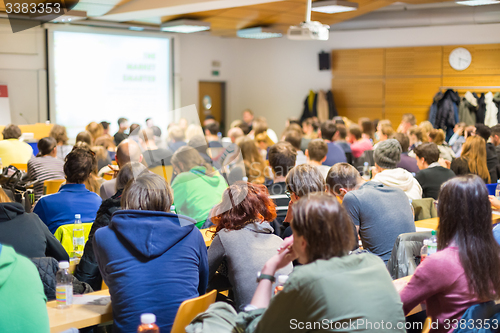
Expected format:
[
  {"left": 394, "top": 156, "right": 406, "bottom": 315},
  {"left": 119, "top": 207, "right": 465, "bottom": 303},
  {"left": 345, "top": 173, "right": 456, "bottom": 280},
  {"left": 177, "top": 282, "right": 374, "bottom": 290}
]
[{"left": 198, "top": 81, "right": 226, "bottom": 132}]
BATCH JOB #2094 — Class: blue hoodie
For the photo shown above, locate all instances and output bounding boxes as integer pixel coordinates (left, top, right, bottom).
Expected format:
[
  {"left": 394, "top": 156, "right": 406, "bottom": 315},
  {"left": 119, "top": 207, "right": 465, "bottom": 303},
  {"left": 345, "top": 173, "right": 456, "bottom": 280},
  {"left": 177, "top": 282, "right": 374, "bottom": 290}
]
[{"left": 93, "top": 210, "right": 208, "bottom": 333}]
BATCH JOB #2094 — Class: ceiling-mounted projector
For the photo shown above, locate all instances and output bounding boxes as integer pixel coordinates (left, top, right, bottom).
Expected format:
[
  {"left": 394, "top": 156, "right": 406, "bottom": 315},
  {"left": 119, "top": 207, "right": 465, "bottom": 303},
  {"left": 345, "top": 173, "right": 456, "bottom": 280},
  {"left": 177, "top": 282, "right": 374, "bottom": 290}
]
[
  {"left": 288, "top": 21, "right": 330, "bottom": 40},
  {"left": 287, "top": 0, "right": 330, "bottom": 41}
]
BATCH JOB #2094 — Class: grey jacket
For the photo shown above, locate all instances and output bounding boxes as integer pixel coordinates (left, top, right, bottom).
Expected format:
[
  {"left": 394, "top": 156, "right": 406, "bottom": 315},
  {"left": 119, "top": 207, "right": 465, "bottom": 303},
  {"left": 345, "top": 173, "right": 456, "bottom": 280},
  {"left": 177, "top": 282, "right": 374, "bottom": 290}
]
[{"left": 207, "top": 222, "right": 292, "bottom": 311}]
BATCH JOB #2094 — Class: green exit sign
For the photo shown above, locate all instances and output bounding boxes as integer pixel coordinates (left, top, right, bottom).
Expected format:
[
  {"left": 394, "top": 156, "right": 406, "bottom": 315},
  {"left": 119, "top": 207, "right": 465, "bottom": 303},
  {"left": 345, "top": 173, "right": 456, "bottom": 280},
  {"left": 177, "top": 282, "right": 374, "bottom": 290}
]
[{"left": 212, "top": 70, "right": 220, "bottom": 76}]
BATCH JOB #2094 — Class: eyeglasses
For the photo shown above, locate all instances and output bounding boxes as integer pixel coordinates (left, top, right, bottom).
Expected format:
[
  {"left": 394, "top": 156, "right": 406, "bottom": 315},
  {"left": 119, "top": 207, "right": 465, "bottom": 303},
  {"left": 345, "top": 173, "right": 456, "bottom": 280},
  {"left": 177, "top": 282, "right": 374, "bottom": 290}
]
[{"left": 285, "top": 190, "right": 291, "bottom": 198}]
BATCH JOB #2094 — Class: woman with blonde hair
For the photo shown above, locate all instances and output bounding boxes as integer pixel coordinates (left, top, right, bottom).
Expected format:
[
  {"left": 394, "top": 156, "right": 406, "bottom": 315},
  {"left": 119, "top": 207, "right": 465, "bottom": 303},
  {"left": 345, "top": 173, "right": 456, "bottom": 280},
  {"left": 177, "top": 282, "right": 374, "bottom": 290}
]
[
  {"left": 185, "top": 124, "right": 204, "bottom": 143},
  {"left": 238, "top": 137, "right": 269, "bottom": 184},
  {"left": 419, "top": 121, "right": 434, "bottom": 143},
  {"left": 49, "top": 124, "right": 73, "bottom": 160},
  {"left": 429, "top": 129, "right": 455, "bottom": 162},
  {"left": 85, "top": 122, "right": 104, "bottom": 144},
  {"left": 450, "top": 136, "right": 490, "bottom": 183}
]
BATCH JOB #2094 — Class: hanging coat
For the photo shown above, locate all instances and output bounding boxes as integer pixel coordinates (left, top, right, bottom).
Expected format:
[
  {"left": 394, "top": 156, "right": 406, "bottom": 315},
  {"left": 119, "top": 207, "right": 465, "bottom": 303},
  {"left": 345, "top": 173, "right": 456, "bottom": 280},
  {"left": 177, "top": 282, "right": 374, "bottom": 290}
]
[
  {"left": 301, "top": 91, "right": 317, "bottom": 122},
  {"left": 429, "top": 91, "right": 443, "bottom": 128},
  {"left": 317, "top": 90, "right": 329, "bottom": 122},
  {"left": 485, "top": 92, "right": 499, "bottom": 127},
  {"left": 494, "top": 92, "right": 500, "bottom": 123},
  {"left": 458, "top": 91, "right": 477, "bottom": 126},
  {"left": 474, "top": 93, "right": 486, "bottom": 124},
  {"left": 435, "top": 90, "right": 459, "bottom": 134},
  {"left": 326, "top": 90, "right": 338, "bottom": 119}
]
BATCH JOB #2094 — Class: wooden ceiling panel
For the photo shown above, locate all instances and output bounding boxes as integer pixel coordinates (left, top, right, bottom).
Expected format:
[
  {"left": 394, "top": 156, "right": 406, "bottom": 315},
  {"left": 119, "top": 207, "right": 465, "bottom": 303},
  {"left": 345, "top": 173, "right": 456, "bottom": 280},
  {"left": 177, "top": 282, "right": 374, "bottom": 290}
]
[{"left": 216, "top": 7, "right": 276, "bottom": 21}]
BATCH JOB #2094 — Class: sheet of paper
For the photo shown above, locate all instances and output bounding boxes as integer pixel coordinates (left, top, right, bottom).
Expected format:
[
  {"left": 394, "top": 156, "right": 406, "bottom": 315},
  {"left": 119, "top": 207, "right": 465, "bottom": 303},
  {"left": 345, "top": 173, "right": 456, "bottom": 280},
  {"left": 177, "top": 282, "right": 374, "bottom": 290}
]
[
  {"left": 72, "top": 295, "right": 111, "bottom": 305},
  {"left": 416, "top": 227, "right": 432, "bottom": 232}
]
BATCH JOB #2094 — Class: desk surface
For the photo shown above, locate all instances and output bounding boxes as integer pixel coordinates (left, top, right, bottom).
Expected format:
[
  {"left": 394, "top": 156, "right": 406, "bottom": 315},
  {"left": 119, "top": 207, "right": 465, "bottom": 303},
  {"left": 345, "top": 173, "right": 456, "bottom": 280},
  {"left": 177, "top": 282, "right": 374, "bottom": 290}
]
[
  {"left": 415, "top": 213, "right": 500, "bottom": 230},
  {"left": 48, "top": 290, "right": 112, "bottom": 333}
]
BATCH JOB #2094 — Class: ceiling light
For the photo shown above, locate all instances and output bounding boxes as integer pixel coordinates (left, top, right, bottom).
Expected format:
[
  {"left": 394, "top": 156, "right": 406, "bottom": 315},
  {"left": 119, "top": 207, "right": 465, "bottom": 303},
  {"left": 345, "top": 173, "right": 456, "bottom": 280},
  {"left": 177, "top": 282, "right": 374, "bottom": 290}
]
[
  {"left": 311, "top": 0, "right": 359, "bottom": 13},
  {"left": 456, "top": 0, "right": 500, "bottom": 5},
  {"left": 237, "top": 27, "right": 283, "bottom": 39},
  {"left": 129, "top": 26, "right": 144, "bottom": 31},
  {"left": 46, "top": 10, "right": 87, "bottom": 23},
  {"left": 160, "top": 19, "right": 210, "bottom": 33}
]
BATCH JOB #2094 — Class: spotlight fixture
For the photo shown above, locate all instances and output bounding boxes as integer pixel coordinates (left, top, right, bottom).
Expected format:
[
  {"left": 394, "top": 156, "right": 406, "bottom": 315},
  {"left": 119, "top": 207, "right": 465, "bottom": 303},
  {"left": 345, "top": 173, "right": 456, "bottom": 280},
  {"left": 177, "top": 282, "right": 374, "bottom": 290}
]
[
  {"left": 311, "top": 0, "right": 359, "bottom": 13},
  {"left": 160, "top": 19, "right": 210, "bottom": 33},
  {"left": 237, "top": 27, "right": 283, "bottom": 39}
]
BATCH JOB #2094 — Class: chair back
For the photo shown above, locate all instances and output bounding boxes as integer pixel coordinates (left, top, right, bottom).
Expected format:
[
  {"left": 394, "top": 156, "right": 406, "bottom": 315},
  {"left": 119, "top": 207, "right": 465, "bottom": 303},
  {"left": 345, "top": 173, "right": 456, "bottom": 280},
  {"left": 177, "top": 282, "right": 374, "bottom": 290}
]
[
  {"left": 386, "top": 231, "right": 433, "bottom": 279},
  {"left": 43, "top": 179, "right": 65, "bottom": 195},
  {"left": 54, "top": 223, "right": 93, "bottom": 256},
  {"left": 11, "top": 163, "right": 27, "bottom": 172},
  {"left": 411, "top": 198, "right": 438, "bottom": 221},
  {"left": 149, "top": 165, "right": 174, "bottom": 184},
  {"left": 170, "top": 290, "right": 217, "bottom": 333}
]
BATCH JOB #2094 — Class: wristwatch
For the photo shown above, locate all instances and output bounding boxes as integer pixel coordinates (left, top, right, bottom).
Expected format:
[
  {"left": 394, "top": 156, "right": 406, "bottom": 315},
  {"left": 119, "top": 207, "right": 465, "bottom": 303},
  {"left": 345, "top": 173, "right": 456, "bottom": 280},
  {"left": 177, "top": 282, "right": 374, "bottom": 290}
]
[{"left": 257, "top": 271, "right": 275, "bottom": 283}]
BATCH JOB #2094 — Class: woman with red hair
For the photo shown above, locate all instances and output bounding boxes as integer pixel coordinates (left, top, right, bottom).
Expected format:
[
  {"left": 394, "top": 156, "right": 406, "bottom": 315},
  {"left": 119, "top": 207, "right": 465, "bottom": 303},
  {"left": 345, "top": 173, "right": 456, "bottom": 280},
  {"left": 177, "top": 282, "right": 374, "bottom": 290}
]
[{"left": 208, "top": 181, "right": 293, "bottom": 311}]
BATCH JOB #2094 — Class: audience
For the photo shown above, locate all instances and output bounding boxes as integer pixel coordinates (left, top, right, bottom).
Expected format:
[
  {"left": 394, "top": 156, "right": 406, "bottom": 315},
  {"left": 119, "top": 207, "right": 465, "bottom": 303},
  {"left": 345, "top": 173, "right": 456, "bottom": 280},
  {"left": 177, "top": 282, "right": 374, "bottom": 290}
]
[
  {"left": 373, "top": 123, "right": 394, "bottom": 149},
  {"left": 208, "top": 182, "right": 292, "bottom": 310},
  {"left": 318, "top": 120, "right": 347, "bottom": 166},
  {"left": 0, "top": 188, "right": 68, "bottom": 261},
  {"left": 139, "top": 128, "right": 172, "bottom": 168},
  {"left": 414, "top": 143, "right": 456, "bottom": 200},
  {"left": 113, "top": 117, "right": 129, "bottom": 145},
  {"left": 305, "top": 139, "right": 330, "bottom": 180},
  {"left": 171, "top": 146, "right": 228, "bottom": 228},
  {"left": 393, "top": 133, "right": 420, "bottom": 174},
  {"left": 75, "top": 131, "right": 92, "bottom": 146},
  {"left": 284, "top": 130, "right": 307, "bottom": 166},
  {"left": 360, "top": 118, "right": 375, "bottom": 142},
  {"left": 27, "top": 137, "right": 65, "bottom": 201},
  {"left": 327, "top": 163, "right": 415, "bottom": 262},
  {"left": 167, "top": 124, "right": 187, "bottom": 152},
  {"left": 85, "top": 122, "right": 104, "bottom": 144},
  {"left": 451, "top": 136, "right": 491, "bottom": 183},
  {"left": 49, "top": 124, "right": 72, "bottom": 160},
  {"left": 491, "top": 124, "right": 500, "bottom": 158},
  {"left": 94, "top": 173, "right": 208, "bottom": 333},
  {"left": 475, "top": 124, "right": 499, "bottom": 182},
  {"left": 408, "top": 126, "right": 424, "bottom": 151},
  {"left": 100, "top": 121, "right": 111, "bottom": 136},
  {"left": 146, "top": 117, "right": 162, "bottom": 137},
  {"left": 348, "top": 124, "right": 372, "bottom": 159},
  {"left": 238, "top": 137, "right": 268, "bottom": 184},
  {"left": 428, "top": 129, "right": 455, "bottom": 162},
  {"left": 449, "top": 122, "right": 467, "bottom": 155},
  {"left": 186, "top": 124, "right": 204, "bottom": 143},
  {"left": 398, "top": 175, "right": 500, "bottom": 332},
  {"left": 204, "top": 122, "right": 223, "bottom": 148},
  {"left": 74, "top": 142, "right": 103, "bottom": 195},
  {"left": 242, "top": 194, "right": 405, "bottom": 332},
  {"left": 33, "top": 147, "right": 102, "bottom": 233},
  {"left": 242, "top": 109, "right": 254, "bottom": 132},
  {"left": 227, "top": 127, "right": 244, "bottom": 144},
  {"left": 0, "top": 124, "right": 33, "bottom": 166},
  {"left": 397, "top": 113, "right": 416, "bottom": 134},
  {"left": 372, "top": 139, "right": 423, "bottom": 200},
  {"left": 333, "top": 123, "right": 352, "bottom": 156},
  {"left": 92, "top": 136, "right": 113, "bottom": 171},
  {"left": 375, "top": 119, "right": 392, "bottom": 142}
]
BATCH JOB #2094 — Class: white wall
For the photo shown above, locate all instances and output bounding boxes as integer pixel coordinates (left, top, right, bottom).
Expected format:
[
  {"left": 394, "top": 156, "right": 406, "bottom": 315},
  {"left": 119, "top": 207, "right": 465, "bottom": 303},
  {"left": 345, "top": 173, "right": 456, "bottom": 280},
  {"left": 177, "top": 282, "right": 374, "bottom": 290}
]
[{"left": 179, "top": 23, "right": 500, "bottom": 136}]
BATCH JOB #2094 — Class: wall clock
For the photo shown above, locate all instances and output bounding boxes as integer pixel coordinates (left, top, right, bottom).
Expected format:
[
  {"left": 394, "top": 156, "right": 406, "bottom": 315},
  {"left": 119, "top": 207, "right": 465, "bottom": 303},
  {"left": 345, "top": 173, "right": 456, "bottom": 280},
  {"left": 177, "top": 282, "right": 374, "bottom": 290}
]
[{"left": 449, "top": 47, "right": 472, "bottom": 71}]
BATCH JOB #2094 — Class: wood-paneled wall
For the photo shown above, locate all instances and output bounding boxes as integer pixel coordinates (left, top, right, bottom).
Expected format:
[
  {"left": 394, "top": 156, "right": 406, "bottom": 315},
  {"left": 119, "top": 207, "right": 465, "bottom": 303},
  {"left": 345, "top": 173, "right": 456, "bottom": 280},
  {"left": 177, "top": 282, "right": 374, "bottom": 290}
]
[{"left": 332, "top": 44, "right": 500, "bottom": 126}]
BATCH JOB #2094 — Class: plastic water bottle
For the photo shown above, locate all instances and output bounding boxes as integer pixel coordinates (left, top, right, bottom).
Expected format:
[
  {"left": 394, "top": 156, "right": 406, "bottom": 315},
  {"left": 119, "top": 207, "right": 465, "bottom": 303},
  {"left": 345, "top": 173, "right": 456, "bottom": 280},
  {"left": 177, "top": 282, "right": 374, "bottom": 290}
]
[
  {"left": 496, "top": 180, "right": 500, "bottom": 200},
  {"left": 428, "top": 230, "right": 438, "bottom": 256},
  {"left": 0, "top": 157, "right": 3, "bottom": 174},
  {"left": 420, "top": 240, "right": 429, "bottom": 263},
  {"left": 274, "top": 275, "right": 289, "bottom": 294},
  {"left": 73, "top": 214, "right": 84, "bottom": 258},
  {"left": 362, "top": 162, "right": 370, "bottom": 180},
  {"left": 137, "top": 313, "right": 160, "bottom": 333},
  {"left": 56, "top": 261, "right": 73, "bottom": 309}
]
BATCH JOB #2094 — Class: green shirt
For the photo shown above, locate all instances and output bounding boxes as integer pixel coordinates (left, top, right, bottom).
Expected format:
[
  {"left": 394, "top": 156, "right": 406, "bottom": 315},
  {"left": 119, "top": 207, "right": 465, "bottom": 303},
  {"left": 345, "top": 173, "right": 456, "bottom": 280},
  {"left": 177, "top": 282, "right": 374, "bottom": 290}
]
[
  {"left": 0, "top": 244, "right": 49, "bottom": 333},
  {"left": 171, "top": 166, "right": 228, "bottom": 228},
  {"left": 250, "top": 253, "right": 406, "bottom": 333}
]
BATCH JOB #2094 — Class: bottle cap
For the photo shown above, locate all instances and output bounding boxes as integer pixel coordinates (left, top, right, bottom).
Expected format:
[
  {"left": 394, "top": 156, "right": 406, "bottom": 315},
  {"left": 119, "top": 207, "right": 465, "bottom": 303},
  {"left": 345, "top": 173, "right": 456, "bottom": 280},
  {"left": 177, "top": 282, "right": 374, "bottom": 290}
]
[
  {"left": 364, "top": 162, "right": 369, "bottom": 166},
  {"left": 75, "top": 214, "right": 81, "bottom": 219},
  {"left": 277, "top": 275, "right": 289, "bottom": 284},
  {"left": 242, "top": 177, "right": 248, "bottom": 182},
  {"left": 431, "top": 230, "right": 436, "bottom": 236},
  {"left": 141, "top": 313, "right": 156, "bottom": 325},
  {"left": 59, "top": 261, "right": 70, "bottom": 269}
]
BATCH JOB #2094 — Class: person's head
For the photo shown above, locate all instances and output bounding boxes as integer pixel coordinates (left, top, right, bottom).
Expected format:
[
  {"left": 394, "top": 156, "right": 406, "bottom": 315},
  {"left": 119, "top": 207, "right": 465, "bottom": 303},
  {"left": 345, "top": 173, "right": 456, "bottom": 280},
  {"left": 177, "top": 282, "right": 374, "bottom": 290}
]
[
  {"left": 242, "top": 109, "right": 254, "bottom": 125},
  {"left": 129, "top": 123, "right": 141, "bottom": 135},
  {"left": 378, "top": 124, "right": 394, "bottom": 142},
  {"left": 64, "top": 147, "right": 96, "bottom": 184},
  {"left": 255, "top": 132, "right": 273, "bottom": 151},
  {"left": 94, "top": 135, "right": 115, "bottom": 150},
  {"left": 85, "top": 122, "right": 104, "bottom": 142},
  {"left": 408, "top": 126, "right": 424, "bottom": 146},
  {"left": 413, "top": 142, "right": 440, "bottom": 170},
  {"left": 118, "top": 117, "right": 129, "bottom": 130},
  {"left": 236, "top": 122, "right": 250, "bottom": 135},
  {"left": 100, "top": 121, "right": 110, "bottom": 134},
  {"left": 204, "top": 122, "right": 220, "bottom": 137},
  {"left": 333, "top": 116, "right": 345, "bottom": 125},
  {"left": 203, "top": 115, "right": 216, "bottom": 127},
  {"left": 400, "top": 113, "right": 416, "bottom": 133},
  {"left": 185, "top": 124, "right": 204, "bottom": 142},
  {"left": 121, "top": 173, "right": 173, "bottom": 212},
  {"left": 188, "top": 135, "right": 209, "bottom": 155},
  {"left": 49, "top": 124, "right": 68, "bottom": 145},
  {"left": 227, "top": 127, "right": 244, "bottom": 143},
  {"left": 392, "top": 133, "right": 410, "bottom": 153},
  {"left": 326, "top": 163, "right": 363, "bottom": 198},
  {"left": 0, "top": 188, "right": 12, "bottom": 203},
  {"left": 335, "top": 124, "right": 347, "bottom": 141},
  {"left": 347, "top": 124, "right": 362, "bottom": 143},
  {"left": 491, "top": 124, "right": 500, "bottom": 146},
  {"left": 360, "top": 118, "right": 374, "bottom": 140},
  {"left": 461, "top": 136, "right": 490, "bottom": 183},
  {"left": 75, "top": 131, "right": 92, "bottom": 146},
  {"left": 374, "top": 139, "right": 402, "bottom": 170},
  {"left": 438, "top": 175, "right": 500, "bottom": 300},
  {"left": 283, "top": 130, "right": 302, "bottom": 151},
  {"left": 178, "top": 118, "right": 188, "bottom": 130},
  {"left": 252, "top": 117, "right": 268, "bottom": 136},
  {"left": 302, "top": 118, "right": 314, "bottom": 136},
  {"left": 145, "top": 118, "right": 154, "bottom": 128},
  {"left": 268, "top": 142, "right": 297, "bottom": 178},
  {"left": 37, "top": 137, "right": 57, "bottom": 157},
  {"left": 212, "top": 181, "right": 277, "bottom": 234},
  {"left": 465, "top": 126, "right": 476, "bottom": 138},
  {"left": 376, "top": 119, "right": 392, "bottom": 133},
  {"left": 115, "top": 162, "right": 147, "bottom": 192},
  {"left": 291, "top": 193, "right": 356, "bottom": 264},
  {"left": 285, "top": 117, "right": 301, "bottom": 128},
  {"left": 2, "top": 124, "right": 21, "bottom": 140},
  {"left": 306, "top": 139, "right": 327, "bottom": 163},
  {"left": 171, "top": 145, "right": 212, "bottom": 175},
  {"left": 320, "top": 120, "right": 337, "bottom": 141},
  {"left": 419, "top": 121, "right": 434, "bottom": 142},
  {"left": 285, "top": 164, "right": 325, "bottom": 202},
  {"left": 168, "top": 124, "right": 185, "bottom": 143},
  {"left": 139, "top": 128, "right": 155, "bottom": 146},
  {"left": 237, "top": 137, "right": 266, "bottom": 184},
  {"left": 474, "top": 124, "right": 491, "bottom": 142},
  {"left": 116, "top": 139, "right": 143, "bottom": 168}
]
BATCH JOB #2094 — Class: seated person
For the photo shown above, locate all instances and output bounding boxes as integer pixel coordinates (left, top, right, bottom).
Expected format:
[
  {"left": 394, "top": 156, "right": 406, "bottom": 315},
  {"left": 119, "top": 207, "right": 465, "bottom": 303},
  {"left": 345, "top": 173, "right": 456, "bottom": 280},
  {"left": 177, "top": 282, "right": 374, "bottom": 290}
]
[
  {"left": 139, "top": 128, "right": 173, "bottom": 168},
  {"left": 167, "top": 124, "right": 187, "bottom": 152},
  {"left": 333, "top": 124, "right": 352, "bottom": 156},
  {"left": 113, "top": 117, "right": 129, "bottom": 146},
  {"left": 205, "top": 122, "right": 223, "bottom": 148},
  {"left": 394, "top": 133, "right": 420, "bottom": 175},
  {"left": 398, "top": 175, "right": 500, "bottom": 332},
  {"left": 348, "top": 124, "right": 372, "bottom": 159},
  {"left": 318, "top": 120, "right": 347, "bottom": 166},
  {"left": 283, "top": 130, "right": 307, "bottom": 166},
  {"left": 474, "top": 124, "right": 499, "bottom": 182},
  {"left": 27, "top": 137, "right": 65, "bottom": 201},
  {"left": 414, "top": 143, "right": 455, "bottom": 200},
  {"left": 208, "top": 182, "right": 293, "bottom": 310},
  {"left": 305, "top": 139, "right": 331, "bottom": 180},
  {"left": 100, "top": 139, "right": 143, "bottom": 200},
  {"left": 281, "top": 164, "right": 325, "bottom": 239},
  {"left": 327, "top": 163, "right": 415, "bottom": 263},
  {"left": 94, "top": 173, "right": 208, "bottom": 333},
  {"left": 241, "top": 194, "right": 405, "bottom": 332},
  {"left": 450, "top": 136, "right": 491, "bottom": 184},
  {"left": 0, "top": 124, "right": 33, "bottom": 166},
  {"left": 171, "top": 146, "right": 228, "bottom": 229},
  {"left": 74, "top": 162, "right": 147, "bottom": 291},
  {"left": 0, "top": 189, "right": 68, "bottom": 261},
  {"left": 49, "top": 124, "right": 73, "bottom": 161},
  {"left": 238, "top": 137, "right": 268, "bottom": 184},
  {"left": 372, "top": 139, "right": 423, "bottom": 200},
  {"left": 33, "top": 147, "right": 102, "bottom": 233}
]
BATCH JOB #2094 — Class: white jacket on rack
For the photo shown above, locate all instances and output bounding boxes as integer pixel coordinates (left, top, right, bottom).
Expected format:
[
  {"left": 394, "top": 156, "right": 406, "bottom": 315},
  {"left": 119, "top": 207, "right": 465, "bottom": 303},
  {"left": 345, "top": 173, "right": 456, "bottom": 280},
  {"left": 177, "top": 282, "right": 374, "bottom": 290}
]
[{"left": 485, "top": 92, "right": 499, "bottom": 127}]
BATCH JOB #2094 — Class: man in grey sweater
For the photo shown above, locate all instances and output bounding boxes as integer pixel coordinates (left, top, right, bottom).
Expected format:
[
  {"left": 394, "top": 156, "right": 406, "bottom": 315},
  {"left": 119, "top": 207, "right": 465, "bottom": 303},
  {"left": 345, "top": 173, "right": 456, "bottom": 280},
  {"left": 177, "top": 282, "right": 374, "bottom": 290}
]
[{"left": 326, "top": 163, "right": 415, "bottom": 263}]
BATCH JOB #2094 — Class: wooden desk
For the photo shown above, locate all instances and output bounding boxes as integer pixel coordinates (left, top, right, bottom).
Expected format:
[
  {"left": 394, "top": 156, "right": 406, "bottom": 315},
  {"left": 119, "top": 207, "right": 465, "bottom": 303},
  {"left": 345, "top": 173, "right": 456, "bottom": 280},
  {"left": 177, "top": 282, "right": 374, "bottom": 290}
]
[
  {"left": 393, "top": 275, "right": 425, "bottom": 317},
  {"left": 415, "top": 213, "right": 500, "bottom": 230},
  {"left": 48, "top": 290, "right": 112, "bottom": 333}
]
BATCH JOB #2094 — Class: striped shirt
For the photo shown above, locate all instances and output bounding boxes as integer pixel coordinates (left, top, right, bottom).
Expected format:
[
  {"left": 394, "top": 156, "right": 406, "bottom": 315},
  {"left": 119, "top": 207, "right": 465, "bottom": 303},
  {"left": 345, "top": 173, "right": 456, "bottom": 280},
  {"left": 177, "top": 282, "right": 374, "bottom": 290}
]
[{"left": 27, "top": 156, "right": 65, "bottom": 201}]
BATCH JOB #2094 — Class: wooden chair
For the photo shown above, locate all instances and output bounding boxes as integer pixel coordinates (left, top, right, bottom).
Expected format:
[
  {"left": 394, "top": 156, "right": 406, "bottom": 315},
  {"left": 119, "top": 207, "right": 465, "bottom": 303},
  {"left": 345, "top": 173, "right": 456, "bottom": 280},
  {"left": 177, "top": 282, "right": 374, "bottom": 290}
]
[
  {"left": 43, "top": 179, "right": 65, "bottom": 195},
  {"left": 170, "top": 290, "right": 217, "bottom": 333},
  {"left": 149, "top": 165, "right": 174, "bottom": 184},
  {"left": 11, "top": 163, "right": 27, "bottom": 172},
  {"left": 102, "top": 172, "right": 114, "bottom": 181}
]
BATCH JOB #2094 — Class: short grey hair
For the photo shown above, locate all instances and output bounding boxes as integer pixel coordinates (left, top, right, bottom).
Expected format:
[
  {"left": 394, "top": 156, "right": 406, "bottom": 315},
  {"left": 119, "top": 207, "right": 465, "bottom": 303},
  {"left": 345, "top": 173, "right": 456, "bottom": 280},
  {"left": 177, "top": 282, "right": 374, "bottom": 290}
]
[
  {"left": 121, "top": 173, "right": 173, "bottom": 212},
  {"left": 326, "top": 163, "right": 362, "bottom": 195},
  {"left": 286, "top": 164, "right": 325, "bottom": 197}
]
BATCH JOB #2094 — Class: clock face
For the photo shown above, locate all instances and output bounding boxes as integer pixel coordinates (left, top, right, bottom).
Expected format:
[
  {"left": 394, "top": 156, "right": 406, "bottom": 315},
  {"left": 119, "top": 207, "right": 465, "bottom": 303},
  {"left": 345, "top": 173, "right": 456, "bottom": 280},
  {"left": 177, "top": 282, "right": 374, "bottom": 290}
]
[{"left": 449, "top": 47, "right": 472, "bottom": 71}]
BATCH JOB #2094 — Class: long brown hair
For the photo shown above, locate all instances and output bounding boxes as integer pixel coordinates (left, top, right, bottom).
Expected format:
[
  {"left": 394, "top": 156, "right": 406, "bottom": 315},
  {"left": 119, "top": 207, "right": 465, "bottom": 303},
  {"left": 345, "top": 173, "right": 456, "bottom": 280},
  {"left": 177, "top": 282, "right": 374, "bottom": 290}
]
[
  {"left": 237, "top": 137, "right": 268, "bottom": 184},
  {"left": 461, "top": 136, "right": 490, "bottom": 183},
  {"left": 438, "top": 175, "right": 500, "bottom": 300},
  {"left": 171, "top": 146, "right": 214, "bottom": 176}
]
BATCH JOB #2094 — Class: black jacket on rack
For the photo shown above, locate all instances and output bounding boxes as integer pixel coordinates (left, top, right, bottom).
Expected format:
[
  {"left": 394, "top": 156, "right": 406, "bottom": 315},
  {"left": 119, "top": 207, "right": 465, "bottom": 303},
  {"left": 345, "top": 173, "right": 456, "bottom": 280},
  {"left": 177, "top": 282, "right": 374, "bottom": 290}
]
[
  {"left": 435, "top": 90, "right": 460, "bottom": 132},
  {"left": 301, "top": 93, "right": 318, "bottom": 122},
  {"left": 474, "top": 93, "right": 486, "bottom": 124},
  {"left": 327, "top": 90, "right": 338, "bottom": 119}
]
